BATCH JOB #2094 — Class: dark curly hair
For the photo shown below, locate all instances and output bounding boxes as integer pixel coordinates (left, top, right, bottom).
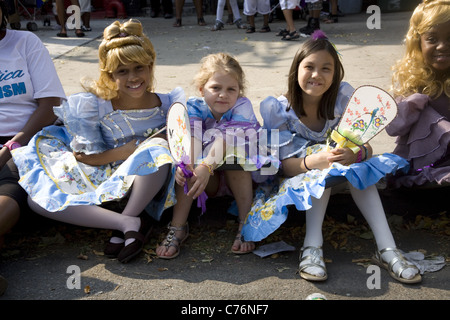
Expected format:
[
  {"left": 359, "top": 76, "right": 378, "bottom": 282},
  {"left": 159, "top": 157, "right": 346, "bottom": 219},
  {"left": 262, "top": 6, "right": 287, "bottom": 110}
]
[{"left": 0, "top": 0, "right": 9, "bottom": 30}]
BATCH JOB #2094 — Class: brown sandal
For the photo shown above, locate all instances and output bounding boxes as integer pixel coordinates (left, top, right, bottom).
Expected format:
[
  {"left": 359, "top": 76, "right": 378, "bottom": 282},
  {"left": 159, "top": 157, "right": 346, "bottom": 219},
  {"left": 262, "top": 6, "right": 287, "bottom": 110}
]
[
  {"left": 231, "top": 230, "right": 254, "bottom": 255},
  {"left": 157, "top": 223, "right": 189, "bottom": 259},
  {"left": 173, "top": 19, "right": 182, "bottom": 27},
  {"left": 259, "top": 25, "right": 271, "bottom": 33},
  {"left": 197, "top": 17, "right": 206, "bottom": 26}
]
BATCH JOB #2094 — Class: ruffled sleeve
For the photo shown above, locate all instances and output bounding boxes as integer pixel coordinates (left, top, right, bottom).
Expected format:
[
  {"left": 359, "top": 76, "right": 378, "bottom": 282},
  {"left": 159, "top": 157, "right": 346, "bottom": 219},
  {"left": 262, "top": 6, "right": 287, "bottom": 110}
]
[
  {"left": 259, "top": 96, "right": 308, "bottom": 160},
  {"left": 53, "top": 92, "right": 107, "bottom": 154},
  {"left": 334, "top": 81, "right": 354, "bottom": 119},
  {"left": 260, "top": 96, "right": 291, "bottom": 130},
  {"left": 157, "top": 87, "right": 186, "bottom": 113},
  {"left": 186, "top": 97, "right": 208, "bottom": 141},
  {"left": 385, "top": 93, "right": 430, "bottom": 137},
  {"left": 225, "top": 97, "right": 259, "bottom": 123}
]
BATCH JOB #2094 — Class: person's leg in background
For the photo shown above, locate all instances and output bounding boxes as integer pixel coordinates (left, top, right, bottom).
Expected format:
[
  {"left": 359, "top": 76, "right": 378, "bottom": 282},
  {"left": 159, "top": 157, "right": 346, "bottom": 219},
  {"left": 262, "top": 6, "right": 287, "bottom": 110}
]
[{"left": 55, "top": 0, "right": 85, "bottom": 37}]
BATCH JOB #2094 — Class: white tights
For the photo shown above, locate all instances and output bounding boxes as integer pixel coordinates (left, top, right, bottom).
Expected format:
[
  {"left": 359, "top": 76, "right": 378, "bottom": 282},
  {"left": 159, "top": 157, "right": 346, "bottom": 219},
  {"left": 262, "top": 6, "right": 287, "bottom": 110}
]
[
  {"left": 28, "top": 165, "right": 170, "bottom": 246},
  {"left": 300, "top": 184, "right": 418, "bottom": 280}
]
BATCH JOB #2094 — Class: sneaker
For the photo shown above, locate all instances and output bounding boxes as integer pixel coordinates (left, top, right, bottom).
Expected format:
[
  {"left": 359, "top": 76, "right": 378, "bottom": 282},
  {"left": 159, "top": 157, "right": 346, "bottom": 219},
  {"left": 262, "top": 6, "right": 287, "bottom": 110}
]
[
  {"left": 300, "top": 18, "right": 319, "bottom": 37},
  {"left": 211, "top": 20, "right": 224, "bottom": 31},
  {"left": 235, "top": 18, "right": 246, "bottom": 29},
  {"left": 81, "top": 25, "right": 91, "bottom": 32}
]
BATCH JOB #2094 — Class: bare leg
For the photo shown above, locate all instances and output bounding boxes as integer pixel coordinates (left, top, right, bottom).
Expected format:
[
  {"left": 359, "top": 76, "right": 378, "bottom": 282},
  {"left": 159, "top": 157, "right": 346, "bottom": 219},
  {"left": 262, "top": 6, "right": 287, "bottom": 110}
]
[
  {"left": 173, "top": 0, "right": 184, "bottom": 26},
  {"left": 156, "top": 172, "right": 219, "bottom": 258},
  {"left": 155, "top": 183, "right": 192, "bottom": 258},
  {"left": 283, "top": 9, "right": 295, "bottom": 33},
  {"left": 194, "top": 0, "right": 206, "bottom": 24},
  {"left": 225, "top": 170, "right": 254, "bottom": 253},
  {"left": 0, "top": 196, "right": 20, "bottom": 247}
]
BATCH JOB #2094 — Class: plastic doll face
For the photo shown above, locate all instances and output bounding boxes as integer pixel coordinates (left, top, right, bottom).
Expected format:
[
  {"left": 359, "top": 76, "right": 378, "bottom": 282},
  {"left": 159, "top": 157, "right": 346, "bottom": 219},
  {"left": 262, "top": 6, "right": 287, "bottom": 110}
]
[
  {"left": 297, "top": 50, "right": 335, "bottom": 100},
  {"left": 200, "top": 71, "right": 240, "bottom": 121},
  {"left": 420, "top": 20, "right": 450, "bottom": 72},
  {"left": 111, "top": 62, "right": 151, "bottom": 99}
]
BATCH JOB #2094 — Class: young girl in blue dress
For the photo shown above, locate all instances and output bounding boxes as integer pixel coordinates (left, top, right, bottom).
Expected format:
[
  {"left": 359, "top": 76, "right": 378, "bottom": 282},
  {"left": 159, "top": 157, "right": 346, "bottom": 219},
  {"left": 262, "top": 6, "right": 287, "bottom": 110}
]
[
  {"left": 12, "top": 20, "right": 184, "bottom": 263},
  {"left": 156, "top": 53, "right": 274, "bottom": 259},
  {"left": 242, "top": 31, "right": 422, "bottom": 284}
]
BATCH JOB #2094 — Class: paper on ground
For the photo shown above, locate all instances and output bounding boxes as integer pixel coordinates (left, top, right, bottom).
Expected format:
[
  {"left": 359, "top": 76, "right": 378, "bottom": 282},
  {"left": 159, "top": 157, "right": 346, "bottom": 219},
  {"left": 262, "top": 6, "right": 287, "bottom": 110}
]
[{"left": 253, "top": 241, "right": 296, "bottom": 258}]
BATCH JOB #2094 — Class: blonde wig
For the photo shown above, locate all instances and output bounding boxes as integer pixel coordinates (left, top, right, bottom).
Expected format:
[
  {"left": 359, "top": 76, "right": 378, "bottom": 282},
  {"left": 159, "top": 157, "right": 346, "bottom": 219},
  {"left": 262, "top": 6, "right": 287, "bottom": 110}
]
[
  {"left": 85, "top": 19, "right": 156, "bottom": 100},
  {"left": 391, "top": 0, "right": 450, "bottom": 99},
  {"left": 193, "top": 53, "right": 247, "bottom": 97}
]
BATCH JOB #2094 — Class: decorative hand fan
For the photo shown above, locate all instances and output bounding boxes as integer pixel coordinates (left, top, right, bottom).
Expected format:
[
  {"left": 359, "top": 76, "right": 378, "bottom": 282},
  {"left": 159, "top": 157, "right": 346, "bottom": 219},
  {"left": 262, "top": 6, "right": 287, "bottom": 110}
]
[
  {"left": 166, "top": 102, "right": 207, "bottom": 213},
  {"left": 167, "top": 102, "right": 191, "bottom": 163},
  {"left": 330, "top": 85, "right": 398, "bottom": 152}
]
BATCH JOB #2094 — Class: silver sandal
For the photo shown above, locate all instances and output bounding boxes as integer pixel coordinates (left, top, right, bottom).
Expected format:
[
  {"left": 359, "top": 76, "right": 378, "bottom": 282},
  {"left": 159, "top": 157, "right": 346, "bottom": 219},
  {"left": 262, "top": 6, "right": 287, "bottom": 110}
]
[
  {"left": 157, "top": 222, "right": 189, "bottom": 260},
  {"left": 299, "top": 246, "right": 328, "bottom": 281},
  {"left": 372, "top": 247, "right": 422, "bottom": 284}
]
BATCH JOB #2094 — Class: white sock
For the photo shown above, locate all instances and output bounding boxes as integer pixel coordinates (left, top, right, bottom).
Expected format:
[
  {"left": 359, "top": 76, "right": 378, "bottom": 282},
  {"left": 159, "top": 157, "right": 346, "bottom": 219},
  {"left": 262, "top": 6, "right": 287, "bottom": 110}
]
[
  {"left": 110, "top": 236, "right": 124, "bottom": 244},
  {"left": 300, "top": 247, "right": 326, "bottom": 277},
  {"left": 380, "top": 250, "right": 418, "bottom": 280},
  {"left": 349, "top": 185, "right": 418, "bottom": 280},
  {"left": 300, "top": 189, "right": 331, "bottom": 277}
]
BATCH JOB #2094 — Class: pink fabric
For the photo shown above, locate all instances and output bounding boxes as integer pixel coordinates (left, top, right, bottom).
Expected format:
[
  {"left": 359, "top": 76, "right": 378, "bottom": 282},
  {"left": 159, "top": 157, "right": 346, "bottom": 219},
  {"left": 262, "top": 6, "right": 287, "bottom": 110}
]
[{"left": 386, "top": 93, "right": 450, "bottom": 187}]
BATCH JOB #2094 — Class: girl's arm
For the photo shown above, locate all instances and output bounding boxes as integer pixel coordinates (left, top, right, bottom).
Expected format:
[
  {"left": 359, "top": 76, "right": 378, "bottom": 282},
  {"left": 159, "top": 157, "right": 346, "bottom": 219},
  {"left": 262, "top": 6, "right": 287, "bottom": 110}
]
[
  {"left": 74, "top": 139, "right": 138, "bottom": 166},
  {"left": 282, "top": 151, "right": 334, "bottom": 177},
  {"left": 281, "top": 142, "right": 373, "bottom": 177},
  {"left": 0, "top": 97, "right": 61, "bottom": 169}
]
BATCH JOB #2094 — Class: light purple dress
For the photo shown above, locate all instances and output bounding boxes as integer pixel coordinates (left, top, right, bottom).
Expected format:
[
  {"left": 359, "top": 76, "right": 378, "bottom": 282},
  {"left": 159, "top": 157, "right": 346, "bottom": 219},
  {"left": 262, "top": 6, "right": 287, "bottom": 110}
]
[{"left": 385, "top": 93, "right": 450, "bottom": 187}]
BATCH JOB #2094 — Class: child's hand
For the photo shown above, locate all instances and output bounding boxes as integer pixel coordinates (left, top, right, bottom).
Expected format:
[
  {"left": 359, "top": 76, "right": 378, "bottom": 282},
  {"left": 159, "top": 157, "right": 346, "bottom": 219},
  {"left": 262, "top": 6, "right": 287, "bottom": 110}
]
[
  {"left": 312, "top": 151, "right": 335, "bottom": 169},
  {"left": 120, "top": 139, "right": 138, "bottom": 159},
  {"left": 175, "top": 164, "right": 194, "bottom": 186},
  {"left": 328, "top": 147, "right": 357, "bottom": 166},
  {"left": 186, "top": 165, "right": 211, "bottom": 199}
]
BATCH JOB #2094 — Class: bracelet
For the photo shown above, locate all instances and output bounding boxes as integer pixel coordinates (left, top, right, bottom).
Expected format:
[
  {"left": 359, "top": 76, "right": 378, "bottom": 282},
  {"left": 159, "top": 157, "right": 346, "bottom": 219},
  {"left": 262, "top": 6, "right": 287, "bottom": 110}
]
[
  {"left": 4, "top": 140, "right": 21, "bottom": 151},
  {"left": 361, "top": 145, "right": 368, "bottom": 161},
  {"left": 303, "top": 155, "right": 311, "bottom": 171},
  {"left": 356, "top": 149, "right": 362, "bottom": 163},
  {"left": 199, "top": 161, "right": 214, "bottom": 175}
]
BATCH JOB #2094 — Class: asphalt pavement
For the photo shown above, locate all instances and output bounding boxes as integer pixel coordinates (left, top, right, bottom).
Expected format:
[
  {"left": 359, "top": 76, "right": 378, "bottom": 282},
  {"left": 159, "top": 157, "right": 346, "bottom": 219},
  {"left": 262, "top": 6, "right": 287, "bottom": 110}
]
[{"left": 0, "top": 8, "right": 448, "bottom": 307}]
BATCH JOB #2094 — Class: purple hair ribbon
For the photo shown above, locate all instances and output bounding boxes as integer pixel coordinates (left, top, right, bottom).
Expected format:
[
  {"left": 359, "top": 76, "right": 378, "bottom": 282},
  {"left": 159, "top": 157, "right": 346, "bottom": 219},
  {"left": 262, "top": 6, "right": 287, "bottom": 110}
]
[{"left": 311, "top": 30, "right": 342, "bottom": 59}]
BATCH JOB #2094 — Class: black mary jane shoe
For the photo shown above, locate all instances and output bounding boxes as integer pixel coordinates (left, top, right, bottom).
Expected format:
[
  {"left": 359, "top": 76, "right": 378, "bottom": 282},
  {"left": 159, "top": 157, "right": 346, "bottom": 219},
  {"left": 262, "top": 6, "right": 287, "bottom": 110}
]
[
  {"left": 117, "top": 217, "right": 153, "bottom": 263},
  {"left": 104, "top": 230, "right": 124, "bottom": 257}
]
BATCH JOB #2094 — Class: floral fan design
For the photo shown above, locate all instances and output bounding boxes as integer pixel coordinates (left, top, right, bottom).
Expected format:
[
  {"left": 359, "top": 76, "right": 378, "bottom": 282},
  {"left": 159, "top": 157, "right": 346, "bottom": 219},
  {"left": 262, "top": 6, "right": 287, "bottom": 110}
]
[
  {"left": 166, "top": 102, "right": 207, "bottom": 213},
  {"left": 330, "top": 85, "right": 398, "bottom": 152},
  {"left": 167, "top": 102, "right": 191, "bottom": 164}
]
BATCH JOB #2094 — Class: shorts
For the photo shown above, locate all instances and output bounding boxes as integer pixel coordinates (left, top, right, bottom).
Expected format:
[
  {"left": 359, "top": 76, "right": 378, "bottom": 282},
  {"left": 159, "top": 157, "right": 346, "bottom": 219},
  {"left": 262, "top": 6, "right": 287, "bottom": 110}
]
[
  {"left": 0, "top": 158, "right": 28, "bottom": 210},
  {"left": 306, "top": 0, "right": 323, "bottom": 11},
  {"left": 243, "top": 0, "right": 271, "bottom": 16},
  {"left": 78, "top": 0, "right": 91, "bottom": 13},
  {"left": 279, "top": 0, "right": 300, "bottom": 11}
]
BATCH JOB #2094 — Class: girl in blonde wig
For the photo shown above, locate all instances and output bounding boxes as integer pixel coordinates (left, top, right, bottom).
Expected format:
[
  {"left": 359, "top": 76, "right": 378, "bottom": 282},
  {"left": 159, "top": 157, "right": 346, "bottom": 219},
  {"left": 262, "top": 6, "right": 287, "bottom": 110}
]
[
  {"left": 387, "top": 0, "right": 450, "bottom": 187},
  {"left": 12, "top": 20, "right": 186, "bottom": 263},
  {"left": 88, "top": 19, "right": 157, "bottom": 100}
]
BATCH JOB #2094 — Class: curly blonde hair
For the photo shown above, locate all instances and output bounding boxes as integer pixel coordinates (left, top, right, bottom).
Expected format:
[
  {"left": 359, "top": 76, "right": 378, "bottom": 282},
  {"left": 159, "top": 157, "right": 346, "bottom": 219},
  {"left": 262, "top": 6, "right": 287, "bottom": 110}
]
[
  {"left": 391, "top": 0, "right": 450, "bottom": 99},
  {"left": 193, "top": 53, "right": 246, "bottom": 97},
  {"left": 84, "top": 19, "right": 156, "bottom": 100}
]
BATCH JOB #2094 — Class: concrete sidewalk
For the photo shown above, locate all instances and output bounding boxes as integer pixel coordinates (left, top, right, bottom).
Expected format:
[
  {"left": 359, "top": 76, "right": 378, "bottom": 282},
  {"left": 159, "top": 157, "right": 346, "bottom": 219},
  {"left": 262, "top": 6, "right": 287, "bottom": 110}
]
[{"left": 0, "top": 11, "right": 448, "bottom": 303}]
